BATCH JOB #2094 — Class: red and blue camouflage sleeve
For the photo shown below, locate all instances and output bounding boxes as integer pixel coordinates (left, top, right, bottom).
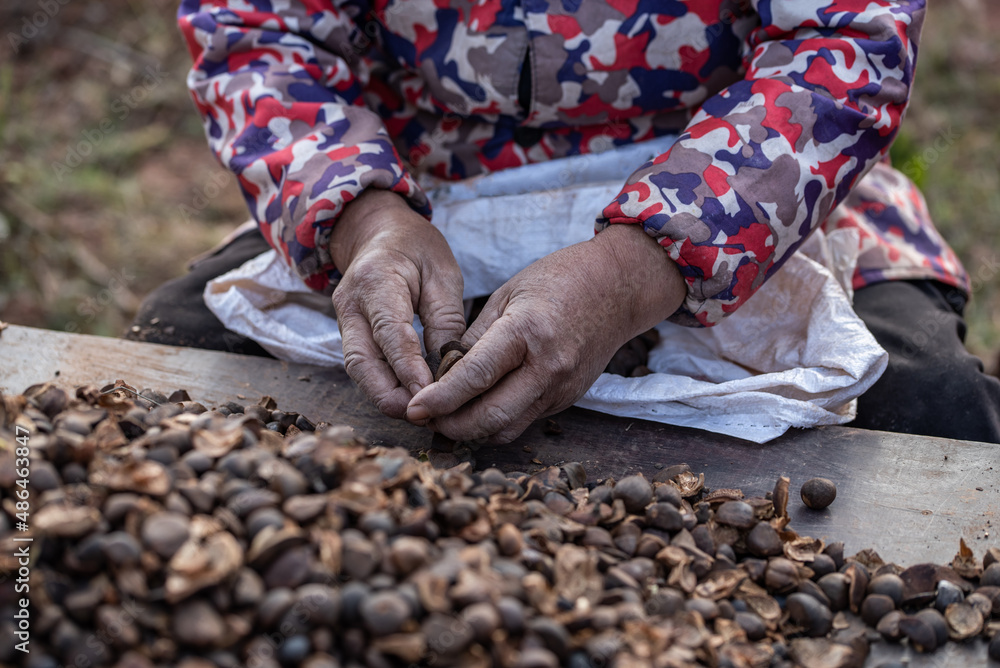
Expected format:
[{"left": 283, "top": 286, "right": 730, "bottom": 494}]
[
  {"left": 178, "top": 0, "right": 429, "bottom": 294},
  {"left": 598, "top": 0, "right": 925, "bottom": 327}
]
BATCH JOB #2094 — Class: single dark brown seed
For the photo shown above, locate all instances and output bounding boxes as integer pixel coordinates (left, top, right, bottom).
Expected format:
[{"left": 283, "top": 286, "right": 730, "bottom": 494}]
[
  {"left": 734, "top": 611, "right": 767, "bottom": 641},
  {"left": 299, "top": 584, "right": 341, "bottom": 626},
  {"left": 654, "top": 483, "right": 682, "bottom": 507},
  {"left": 173, "top": 600, "right": 226, "bottom": 647},
  {"left": 359, "top": 591, "right": 410, "bottom": 637},
  {"left": 877, "top": 610, "right": 905, "bottom": 642},
  {"left": 685, "top": 598, "right": 719, "bottom": 621},
  {"left": 914, "top": 608, "right": 949, "bottom": 647},
  {"left": 765, "top": 558, "right": 801, "bottom": 594},
  {"left": 496, "top": 523, "right": 523, "bottom": 556},
  {"left": 243, "top": 405, "right": 270, "bottom": 423},
  {"left": 102, "top": 531, "right": 141, "bottom": 566},
  {"left": 462, "top": 602, "right": 501, "bottom": 643},
  {"left": 611, "top": 474, "right": 653, "bottom": 514},
  {"left": 867, "top": 573, "right": 905, "bottom": 607},
  {"left": 745, "top": 522, "right": 783, "bottom": 557},
  {"left": 390, "top": 535, "right": 430, "bottom": 574},
  {"left": 140, "top": 512, "right": 190, "bottom": 560},
  {"left": 824, "top": 542, "right": 845, "bottom": 569},
  {"left": 527, "top": 617, "right": 571, "bottom": 658},
  {"left": 786, "top": 592, "right": 833, "bottom": 637},
  {"left": 899, "top": 616, "right": 938, "bottom": 652},
  {"left": 796, "top": 580, "right": 832, "bottom": 609},
  {"left": 860, "top": 594, "right": 895, "bottom": 626},
  {"left": 497, "top": 597, "right": 526, "bottom": 635},
  {"left": 645, "top": 502, "right": 683, "bottom": 532},
  {"left": 800, "top": 477, "right": 837, "bottom": 510},
  {"left": 817, "top": 573, "right": 851, "bottom": 612},
  {"left": 981, "top": 563, "right": 1000, "bottom": 587},
  {"left": 714, "top": 501, "right": 757, "bottom": 529},
  {"left": 809, "top": 553, "right": 837, "bottom": 579}
]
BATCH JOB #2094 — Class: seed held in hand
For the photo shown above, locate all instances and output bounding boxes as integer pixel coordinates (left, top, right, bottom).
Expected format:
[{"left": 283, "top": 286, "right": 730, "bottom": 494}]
[
  {"left": 429, "top": 340, "right": 471, "bottom": 382},
  {"left": 800, "top": 477, "right": 837, "bottom": 510},
  {"left": 436, "top": 350, "right": 465, "bottom": 382}
]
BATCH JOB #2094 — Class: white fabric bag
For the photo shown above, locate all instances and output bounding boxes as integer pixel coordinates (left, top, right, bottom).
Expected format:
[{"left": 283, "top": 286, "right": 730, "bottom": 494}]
[{"left": 205, "top": 136, "right": 887, "bottom": 443}]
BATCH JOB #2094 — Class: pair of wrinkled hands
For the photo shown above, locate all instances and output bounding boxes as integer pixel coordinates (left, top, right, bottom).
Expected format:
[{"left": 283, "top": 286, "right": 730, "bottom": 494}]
[{"left": 330, "top": 190, "right": 686, "bottom": 444}]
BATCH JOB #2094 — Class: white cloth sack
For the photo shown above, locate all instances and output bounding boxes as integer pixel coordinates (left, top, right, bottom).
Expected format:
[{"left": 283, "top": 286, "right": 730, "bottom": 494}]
[{"left": 205, "top": 136, "right": 887, "bottom": 443}]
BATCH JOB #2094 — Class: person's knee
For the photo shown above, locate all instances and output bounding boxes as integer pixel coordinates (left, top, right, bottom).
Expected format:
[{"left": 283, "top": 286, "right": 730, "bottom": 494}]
[
  {"left": 125, "top": 276, "right": 274, "bottom": 358},
  {"left": 126, "top": 275, "right": 205, "bottom": 341},
  {"left": 855, "top": 350, "right": 1000, "bottom": 442}
]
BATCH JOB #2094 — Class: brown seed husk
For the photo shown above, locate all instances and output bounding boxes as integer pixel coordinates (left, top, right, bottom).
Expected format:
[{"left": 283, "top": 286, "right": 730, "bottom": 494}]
[
  {"left": 944, "top": 602, "right": 984, "bottom": 640},
  {"left": 2, "top": 379, "right": 995, "bottom": 668},
  {"left": 951, "top": 538, "right": 982, "bottom": 580}
]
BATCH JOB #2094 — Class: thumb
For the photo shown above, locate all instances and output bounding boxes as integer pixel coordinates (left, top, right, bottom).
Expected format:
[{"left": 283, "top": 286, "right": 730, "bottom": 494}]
[{"left": 417, "top": 265, "right": 467, "bottom": 363}]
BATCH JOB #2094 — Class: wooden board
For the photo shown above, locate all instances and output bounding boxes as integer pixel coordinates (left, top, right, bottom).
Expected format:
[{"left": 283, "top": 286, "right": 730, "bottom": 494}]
[
  {"left": 0, "top": 324, "right": 430, "bottom": 450},
  {"left": 2, "top": 325, "right": 998, "bottom": 666}
]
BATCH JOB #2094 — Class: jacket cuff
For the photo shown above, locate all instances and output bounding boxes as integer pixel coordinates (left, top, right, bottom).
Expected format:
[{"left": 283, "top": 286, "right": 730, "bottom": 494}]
[{"left": 598, "top": 182, "right": 755, "bottom": 328}]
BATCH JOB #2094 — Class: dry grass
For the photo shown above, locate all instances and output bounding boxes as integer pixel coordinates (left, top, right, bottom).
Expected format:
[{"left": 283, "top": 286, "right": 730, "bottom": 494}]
[
  {"left": 1, "top": 0, "right": 997, "bottom": 369},
  {"left": 0, "top": 0, "right": 245, "bottom": 336},
  {"left": 889, "top": 0, "right": 1000, "bottom": 367}
]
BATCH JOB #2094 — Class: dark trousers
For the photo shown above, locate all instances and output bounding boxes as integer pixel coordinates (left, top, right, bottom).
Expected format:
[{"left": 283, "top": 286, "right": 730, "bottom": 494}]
[
  {"left": 850, "top": 280, "right": 1000, "bottom": 443},
  {"left": 126, "top": 229, "right": 1000, "bottom": 444}
]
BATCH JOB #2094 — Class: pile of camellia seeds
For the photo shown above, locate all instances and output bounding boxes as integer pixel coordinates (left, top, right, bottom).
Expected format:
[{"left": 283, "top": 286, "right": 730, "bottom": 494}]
[{"left": 1, "top": 381, "right": 1000, "bottom": 668}]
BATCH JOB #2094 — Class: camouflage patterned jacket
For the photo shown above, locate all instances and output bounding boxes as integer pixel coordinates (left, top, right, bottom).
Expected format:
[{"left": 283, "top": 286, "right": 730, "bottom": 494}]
[{"left": 179, "top": 0, "right": 968, "bottom": 326}]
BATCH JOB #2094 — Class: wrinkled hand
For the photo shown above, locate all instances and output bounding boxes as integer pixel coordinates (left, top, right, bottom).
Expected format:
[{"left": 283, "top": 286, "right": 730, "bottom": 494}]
[
  {"left": 406, "top": 224, "right": 686, "bottom": 443},
  {"left": 331, "top": 190, "right": 466, "bottom": 419}
]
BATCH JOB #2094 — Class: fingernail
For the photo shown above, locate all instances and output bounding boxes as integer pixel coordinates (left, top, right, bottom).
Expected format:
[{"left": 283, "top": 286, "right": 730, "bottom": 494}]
[
  {"left": 407, "top": 404, "right": 429, "bottom": 423},
  {"left": 408, "top": 383, "right": 423, "bottom": 397}
]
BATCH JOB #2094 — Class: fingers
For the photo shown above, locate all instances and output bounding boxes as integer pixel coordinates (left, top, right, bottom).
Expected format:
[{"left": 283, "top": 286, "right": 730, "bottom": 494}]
[
  {"left": 357, "top": 280, "right": 433, "bottom": 397},
  {"left": 431, "top": 367, "right": 549, "bottom": 443},
  {"left": 334, "top": 264, "right": 432, "bottom": 419},
  {"left": 417, "top": 264, "right": 467, "bottom": 362},
  {"left": 336, "top": 307, "right": 414, "bottom": 419},
  {"left": 408, "top": 315, "right": 527, "bottom": 421},
  {"left": 331, "top": 205, "right": 469, "bottom": 422}
]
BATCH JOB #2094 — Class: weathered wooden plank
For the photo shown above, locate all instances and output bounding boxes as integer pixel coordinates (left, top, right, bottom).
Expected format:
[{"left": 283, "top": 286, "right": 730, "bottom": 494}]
[
  {"left": 1, "top": 325, "right": 997, "bottom": 666},
  {"left": 0, "top": 324, "right": 433, "bottom": 450},
  {"left": 2, "top": 325, "right": 997, "bottom": 564},
  {"left": 476, "top": 414, "right": 1000, "bottom": 568}
]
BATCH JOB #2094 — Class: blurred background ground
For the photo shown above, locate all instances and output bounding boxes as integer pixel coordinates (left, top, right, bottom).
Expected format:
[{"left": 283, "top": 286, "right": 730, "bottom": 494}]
[{"left": 0, "top": 0, "right": 997, "bottom": 371}]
